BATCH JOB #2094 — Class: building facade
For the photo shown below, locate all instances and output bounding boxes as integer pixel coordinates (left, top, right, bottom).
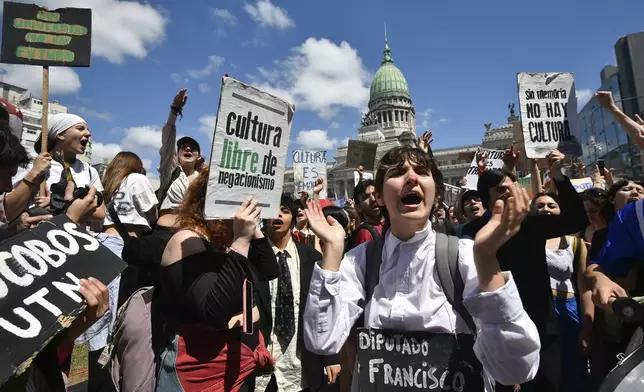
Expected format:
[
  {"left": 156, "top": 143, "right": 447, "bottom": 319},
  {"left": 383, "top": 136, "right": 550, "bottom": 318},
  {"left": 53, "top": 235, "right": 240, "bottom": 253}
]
[{"left": 577, "top": 66, "right": 636, "bottom": 179}]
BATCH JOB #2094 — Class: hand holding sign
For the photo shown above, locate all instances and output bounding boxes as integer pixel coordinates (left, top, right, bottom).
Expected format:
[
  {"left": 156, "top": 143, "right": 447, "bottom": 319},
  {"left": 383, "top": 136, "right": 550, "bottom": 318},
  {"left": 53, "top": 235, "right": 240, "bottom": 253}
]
[
  {"left": 313, "top": 178, "right": 325, "bottom": 196},
  {"left": 474, "top": 183, "right": 529, "bottom": 260},
  {"left": 68, "top": 277, "right": 109, "bottom": 342},
  {"left": 547, "top": 149, "right": 565, "bottom": 177},
  {"left": 233, "top": 198, "right": 262, "bottom": 243}
]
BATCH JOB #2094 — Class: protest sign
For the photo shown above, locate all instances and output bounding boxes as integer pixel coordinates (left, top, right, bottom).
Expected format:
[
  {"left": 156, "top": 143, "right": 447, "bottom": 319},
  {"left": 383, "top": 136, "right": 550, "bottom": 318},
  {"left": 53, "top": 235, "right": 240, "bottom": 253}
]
[
  {"left": 354, "top": 171, "right": 374, "bottom": 187},
  {"left": 347, "top": 140, "right": 378, "bottom": 171},
  {"left": 1, "top": 2, "right": 92, "bottom": 67},
  {"left": 463, "top": 149, "right": 505, "bottom": 190},
  {"left": 293, "top": 150, "right": 327, "bottom": 199},
  {"left": 356, "top": 328, "right": 483, "bottom": 391},
  {"left": 205, "top": 77, "right": 295, "bottom": 219},
  {"left": 517, "top": 72, "right": 582, "bottom": 158},
  {"left": 0, "top": 215, "right": 126, "bottom": 385},
  {"left": 571, "top": 177, "right": 593, "bottom": 193}
]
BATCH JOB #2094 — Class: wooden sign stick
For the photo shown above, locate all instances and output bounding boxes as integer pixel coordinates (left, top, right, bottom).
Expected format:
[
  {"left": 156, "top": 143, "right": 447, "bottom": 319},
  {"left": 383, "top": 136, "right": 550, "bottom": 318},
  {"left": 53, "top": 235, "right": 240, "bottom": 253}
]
[{"left": 39, "top": 65, "right": 49, "bottom": 196}]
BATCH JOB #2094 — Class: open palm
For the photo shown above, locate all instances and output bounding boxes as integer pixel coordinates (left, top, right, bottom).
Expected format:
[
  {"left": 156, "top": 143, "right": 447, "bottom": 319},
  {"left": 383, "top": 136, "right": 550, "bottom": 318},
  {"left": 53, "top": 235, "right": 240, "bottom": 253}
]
[
  {"left": 304, "top": 200, "right": 346, "bottom": 245},
  {"left": 474, "top": 183, "right": 529, "bottom": 257}
]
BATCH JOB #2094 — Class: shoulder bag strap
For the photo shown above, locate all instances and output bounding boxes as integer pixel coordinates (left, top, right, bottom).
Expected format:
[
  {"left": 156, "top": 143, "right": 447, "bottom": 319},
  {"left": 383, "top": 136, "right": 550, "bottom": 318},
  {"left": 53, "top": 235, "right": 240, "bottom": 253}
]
[{"left": 355, "top": 238, "right": 384, "bottom": 328}]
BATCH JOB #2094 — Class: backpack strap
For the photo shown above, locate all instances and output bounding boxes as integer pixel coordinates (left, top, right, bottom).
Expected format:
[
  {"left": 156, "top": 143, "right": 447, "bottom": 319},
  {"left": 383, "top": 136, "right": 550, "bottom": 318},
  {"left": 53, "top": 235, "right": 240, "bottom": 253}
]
[
  {"left": 355, "top": 238, "right": 384, "bottom": 328},
  {"left": 434, "top": 232, "right": 477, "bottom": 335}
]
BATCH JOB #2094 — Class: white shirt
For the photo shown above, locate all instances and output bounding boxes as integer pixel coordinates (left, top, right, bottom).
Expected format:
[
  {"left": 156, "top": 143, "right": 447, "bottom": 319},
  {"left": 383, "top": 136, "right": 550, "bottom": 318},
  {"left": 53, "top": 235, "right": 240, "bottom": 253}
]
[
  {"left": 546, "top": 239, "right": 575, "bottom": 293},
  {"left": 160, "top": 170, "right": 199, "bottom": 211},
  {"left": 303, "top": 224, "right": 541, "bottom": 392},
  {"left": 103, "top": 173, "right": 158, "bottom": 230},
  {"left": 13, "top": 157, "right": 104, "bottom": 197},
  {"left": 255, "top": 238, "right": 305, "bottom": 392}
]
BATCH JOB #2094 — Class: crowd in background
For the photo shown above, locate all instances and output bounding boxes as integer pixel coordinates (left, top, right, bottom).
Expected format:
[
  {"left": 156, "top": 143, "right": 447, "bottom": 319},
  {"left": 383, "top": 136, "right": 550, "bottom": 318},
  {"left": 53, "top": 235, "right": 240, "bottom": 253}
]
[{"left": 1, "top": 87, "right": 644, "bottom": 392}]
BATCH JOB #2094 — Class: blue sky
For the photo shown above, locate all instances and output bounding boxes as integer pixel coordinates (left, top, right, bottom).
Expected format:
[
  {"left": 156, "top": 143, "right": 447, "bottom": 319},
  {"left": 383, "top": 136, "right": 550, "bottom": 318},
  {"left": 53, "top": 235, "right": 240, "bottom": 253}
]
[{"left": 1, "top": 0, "right": 643, "bottom": 176}]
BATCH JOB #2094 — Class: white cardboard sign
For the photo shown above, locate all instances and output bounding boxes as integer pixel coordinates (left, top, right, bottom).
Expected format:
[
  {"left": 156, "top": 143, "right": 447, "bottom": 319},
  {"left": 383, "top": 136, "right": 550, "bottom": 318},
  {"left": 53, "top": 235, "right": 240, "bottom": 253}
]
[
  {"left": 517, "top": 72, "right": 582, "bottom": 158},
  {"left": 293, "top": 150, "right": 327, "bottom": 199},
  {"left": 463, "top": 149, "right": 505, "bottom": 190},
  {"left": 204, "top": 77, "right": 294, "bottom": 219}
]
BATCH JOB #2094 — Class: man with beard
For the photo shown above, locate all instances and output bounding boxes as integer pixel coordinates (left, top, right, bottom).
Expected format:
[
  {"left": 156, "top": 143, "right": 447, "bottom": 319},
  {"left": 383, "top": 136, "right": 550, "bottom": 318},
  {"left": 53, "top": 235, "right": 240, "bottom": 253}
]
[
  {"left": 346, "top": 180, "right": 384, "bottom": 249},
  {"left": 462, "top": 150, "right": 588, "bottom": 392},
  {"left": 256, "top": 194, "right": 340, "bottom": 392}
]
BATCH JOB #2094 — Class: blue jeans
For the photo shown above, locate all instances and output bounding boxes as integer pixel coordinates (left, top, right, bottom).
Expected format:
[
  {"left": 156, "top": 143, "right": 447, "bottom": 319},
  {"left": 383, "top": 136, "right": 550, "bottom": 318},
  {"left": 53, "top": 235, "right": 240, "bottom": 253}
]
[{"left": 553, "top": 296, "right": 588, "bottom": 391}]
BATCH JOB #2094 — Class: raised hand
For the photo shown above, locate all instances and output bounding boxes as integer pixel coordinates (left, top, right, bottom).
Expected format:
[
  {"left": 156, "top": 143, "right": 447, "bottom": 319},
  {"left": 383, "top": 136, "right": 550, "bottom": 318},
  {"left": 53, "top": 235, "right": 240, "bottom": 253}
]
[
  {"left": 636, "top": 114, "right": 644, "bottom": 126},
  {"left": 304, "top": 199, "right": 345, "bottom": 246},
  {"left": 417, "top": 131, "right": 434, "bottom": 152},
  {"left": 473, "top": 183, "right": 529, "bottom": 258},
  {"left": 476, "top": 150, "right": 488, "bottom": 173},
  {"left": 458, "top": 176, "right": 467, "bottom": 187},
  {"left": 595, "top": 91, "right": 615, "bottom": 110},
  {"left": 502, "top": 145, "right": 521, "bottom": 169},
  {"left": 171, "top": 88, "right": 188, "bottom": 110},
  {"left": 547, "top": 149, "right": 565, "bottom": 177},
  {"left": 313, "top": 178, "right": 325, "bottom": 195},
  {"left": 232, "top": 198, "right": 262, "bottom": 242}
]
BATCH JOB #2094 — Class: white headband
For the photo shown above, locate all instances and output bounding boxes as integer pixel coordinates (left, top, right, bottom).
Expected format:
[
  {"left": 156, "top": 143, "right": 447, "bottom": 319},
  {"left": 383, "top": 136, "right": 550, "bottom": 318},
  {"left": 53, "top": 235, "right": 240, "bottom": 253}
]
[{"left": 48, "top": 113, "right": 86, "bottom": 140}]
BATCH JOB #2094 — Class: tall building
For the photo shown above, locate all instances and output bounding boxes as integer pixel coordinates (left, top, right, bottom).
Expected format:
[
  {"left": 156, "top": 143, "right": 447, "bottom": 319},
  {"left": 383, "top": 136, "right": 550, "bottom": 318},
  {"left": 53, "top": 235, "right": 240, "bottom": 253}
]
[
  {"left": 614, "top": 32, "right": 644, "bottom": 178},
  {"left": 322, "top": 27, "right": 419, "bottom": 200},
  {"left": 577, "top": 65, "right": 635, "bottom": 178}
]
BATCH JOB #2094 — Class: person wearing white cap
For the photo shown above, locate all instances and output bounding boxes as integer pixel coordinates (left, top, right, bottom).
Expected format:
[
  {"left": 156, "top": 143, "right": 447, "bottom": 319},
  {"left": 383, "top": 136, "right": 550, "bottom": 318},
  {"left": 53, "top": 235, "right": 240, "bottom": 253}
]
[{"left": 12, "top": 112, "right": 105, "bottom": 222}]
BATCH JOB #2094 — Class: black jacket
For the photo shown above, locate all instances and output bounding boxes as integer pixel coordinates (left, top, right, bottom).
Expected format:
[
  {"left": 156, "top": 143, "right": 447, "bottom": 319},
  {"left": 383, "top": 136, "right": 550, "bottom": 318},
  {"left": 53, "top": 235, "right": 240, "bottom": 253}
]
[
  {"left": 257, "top": 241, "right": 340, "bottom": 391},
  {"left": 461, "top": 173, "right": 588, "bottom": 340}
]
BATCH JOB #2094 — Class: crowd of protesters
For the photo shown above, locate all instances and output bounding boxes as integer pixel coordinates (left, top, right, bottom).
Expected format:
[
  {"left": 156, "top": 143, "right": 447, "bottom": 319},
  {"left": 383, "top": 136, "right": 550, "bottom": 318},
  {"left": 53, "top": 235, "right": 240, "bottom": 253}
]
[{"left": 1, "top": 87, "right": 644, "bottom": 392}]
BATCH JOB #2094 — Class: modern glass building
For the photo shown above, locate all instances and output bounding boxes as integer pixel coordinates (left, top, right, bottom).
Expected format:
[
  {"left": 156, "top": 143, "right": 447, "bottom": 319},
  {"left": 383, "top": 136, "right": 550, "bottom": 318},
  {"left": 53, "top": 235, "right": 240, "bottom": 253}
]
[{"left": 577, "top": 66, "right": 640, "bottom": 179}]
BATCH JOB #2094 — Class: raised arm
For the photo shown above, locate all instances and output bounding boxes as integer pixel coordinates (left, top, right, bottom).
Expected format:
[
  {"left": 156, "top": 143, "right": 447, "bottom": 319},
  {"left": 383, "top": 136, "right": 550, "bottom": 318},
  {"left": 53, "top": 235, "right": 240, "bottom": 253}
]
[
  {"left": 530, "top": 150, "right": 587, "bottom": 238},
  {"left": 302, "top": 200, "right": 364, "bottom": 355},
  {"left": 596, "top": 91, "right": 644, "bottom": 149},
  {"left": 159, "top": 89, "right": 187, "bottom": 191},
  {"left": 464, "top": 183, "right": 540, "bottom": 385}
]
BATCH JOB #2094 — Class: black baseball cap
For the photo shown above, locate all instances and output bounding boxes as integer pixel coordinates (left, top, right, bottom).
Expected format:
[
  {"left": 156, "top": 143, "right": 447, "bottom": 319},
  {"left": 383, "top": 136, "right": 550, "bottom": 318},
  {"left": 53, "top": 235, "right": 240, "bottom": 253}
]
[
  {"left": 176, "top": 136, "right": 200, "bottom": 152},
  {"left": 460, "top": 189, "right": 480, "bottom": 212}
]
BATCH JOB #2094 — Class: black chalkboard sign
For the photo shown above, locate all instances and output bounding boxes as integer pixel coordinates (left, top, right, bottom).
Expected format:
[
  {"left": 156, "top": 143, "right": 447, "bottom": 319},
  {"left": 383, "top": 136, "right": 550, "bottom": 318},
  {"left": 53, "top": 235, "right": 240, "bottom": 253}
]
[
  {"left": 1, "top": 2, "right": 92, "bottom": 67},
  {"left": 356, "top": 328, "right": 484, "bottom": 391},
  {"left": 0, "top": 215, "right": 125, "bottom": 385},
  {"left": 347, "top": 140, "right": 378, "bottom": 171}
]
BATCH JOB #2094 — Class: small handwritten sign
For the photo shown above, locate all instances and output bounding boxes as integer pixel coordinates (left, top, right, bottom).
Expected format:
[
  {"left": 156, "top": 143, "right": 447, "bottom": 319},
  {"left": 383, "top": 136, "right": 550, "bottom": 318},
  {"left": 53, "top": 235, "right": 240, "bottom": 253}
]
[
  {"left": 1, "top": 2, "right": 92, "bottom": 67},
  {"left": 356, "top": 328, "right": 483, "bottom": 391}
]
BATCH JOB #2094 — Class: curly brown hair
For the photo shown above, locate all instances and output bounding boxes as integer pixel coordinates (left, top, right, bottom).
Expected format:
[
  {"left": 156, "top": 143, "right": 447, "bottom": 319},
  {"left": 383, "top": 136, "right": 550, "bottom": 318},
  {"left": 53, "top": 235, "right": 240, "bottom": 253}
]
[{"left": 176, "top": 167, "right": 233, "bottom": 249}]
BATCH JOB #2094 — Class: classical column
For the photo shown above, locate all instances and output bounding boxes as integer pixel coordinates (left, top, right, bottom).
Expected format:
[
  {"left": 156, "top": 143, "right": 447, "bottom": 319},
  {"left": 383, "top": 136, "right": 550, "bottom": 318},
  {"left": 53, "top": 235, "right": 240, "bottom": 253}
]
[{"left": 390, "top": 110, "right": 393, "bottom": 123}]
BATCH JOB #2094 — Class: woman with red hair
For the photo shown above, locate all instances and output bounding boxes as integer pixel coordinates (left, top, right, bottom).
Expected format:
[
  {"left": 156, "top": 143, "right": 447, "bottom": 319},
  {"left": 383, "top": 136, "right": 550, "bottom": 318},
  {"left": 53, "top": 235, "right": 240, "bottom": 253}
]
[{"left": 156, "top": 168, "right": 279, "bottom": 392}]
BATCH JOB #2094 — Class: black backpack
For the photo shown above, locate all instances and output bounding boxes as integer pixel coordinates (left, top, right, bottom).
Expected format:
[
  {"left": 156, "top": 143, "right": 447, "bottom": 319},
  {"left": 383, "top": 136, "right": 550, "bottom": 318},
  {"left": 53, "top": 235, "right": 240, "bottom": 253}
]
[
  {"left": 345, "top": 223, "right": 382, "bottom": 252},
  {"left": 354, "top": 231, "right": 476, "bottom": 335}
]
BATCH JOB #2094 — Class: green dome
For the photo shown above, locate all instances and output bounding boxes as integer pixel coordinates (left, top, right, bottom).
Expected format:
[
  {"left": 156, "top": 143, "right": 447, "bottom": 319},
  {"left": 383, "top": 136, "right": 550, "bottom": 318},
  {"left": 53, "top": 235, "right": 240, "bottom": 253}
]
[{"left": 369, "top": 31, "right": 410, "bottom": 103}]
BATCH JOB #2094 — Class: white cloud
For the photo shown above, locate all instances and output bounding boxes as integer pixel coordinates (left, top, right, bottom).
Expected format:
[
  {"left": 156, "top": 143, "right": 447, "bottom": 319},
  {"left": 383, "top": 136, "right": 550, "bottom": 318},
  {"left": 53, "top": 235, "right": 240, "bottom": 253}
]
[
  {"left": 419, "top": 108, "right": 435, "bottom": 118},
  {"left": 422, "top": 119, "right": 429, "bottom": 129},
  {"left": 0, "top": 64, "right": 81, "bottom": 95},
  {"left": 121, "top": 126, "right": 162, "bottom": 151},
  {"left": 329, "top": 122, "right": 341, "bottom": 129},
  {"left": 295, "top": 130, "right": 338, "bottom": 150},
  {"left": 12, "top": 0, "right": 168, "bottom": 64},
  {"left": 187, "top": 56, "right": 225, "bottom": 79},
  {"left": 577, "top": 88, "right": 593, "bottom": 108},
  {"left": 77, "top": 107, "right": 112, "bottom": 121},
  {"left": 170, "top": 72, "right": 188, "bottom": 84},
  {"left": 255, "top": 38, "right": 371, "bottom": 118},
  {"left": 244, "top": 0, "right": 295, "bottom": 29},
  {"left": 90, "top": 142, "right": 122, "bottom": 164},
  {"left": 199, "top": 115, "right": 217, "bottom": 136},
  {"left": 212, "top": 8, "right": 237, "bottom": 26},
  {"left": 198, "top": 83, "right": 211, "bottom": 93},
  {"left": 141, "top": 158, "right": 152, "bottom": 171}
]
